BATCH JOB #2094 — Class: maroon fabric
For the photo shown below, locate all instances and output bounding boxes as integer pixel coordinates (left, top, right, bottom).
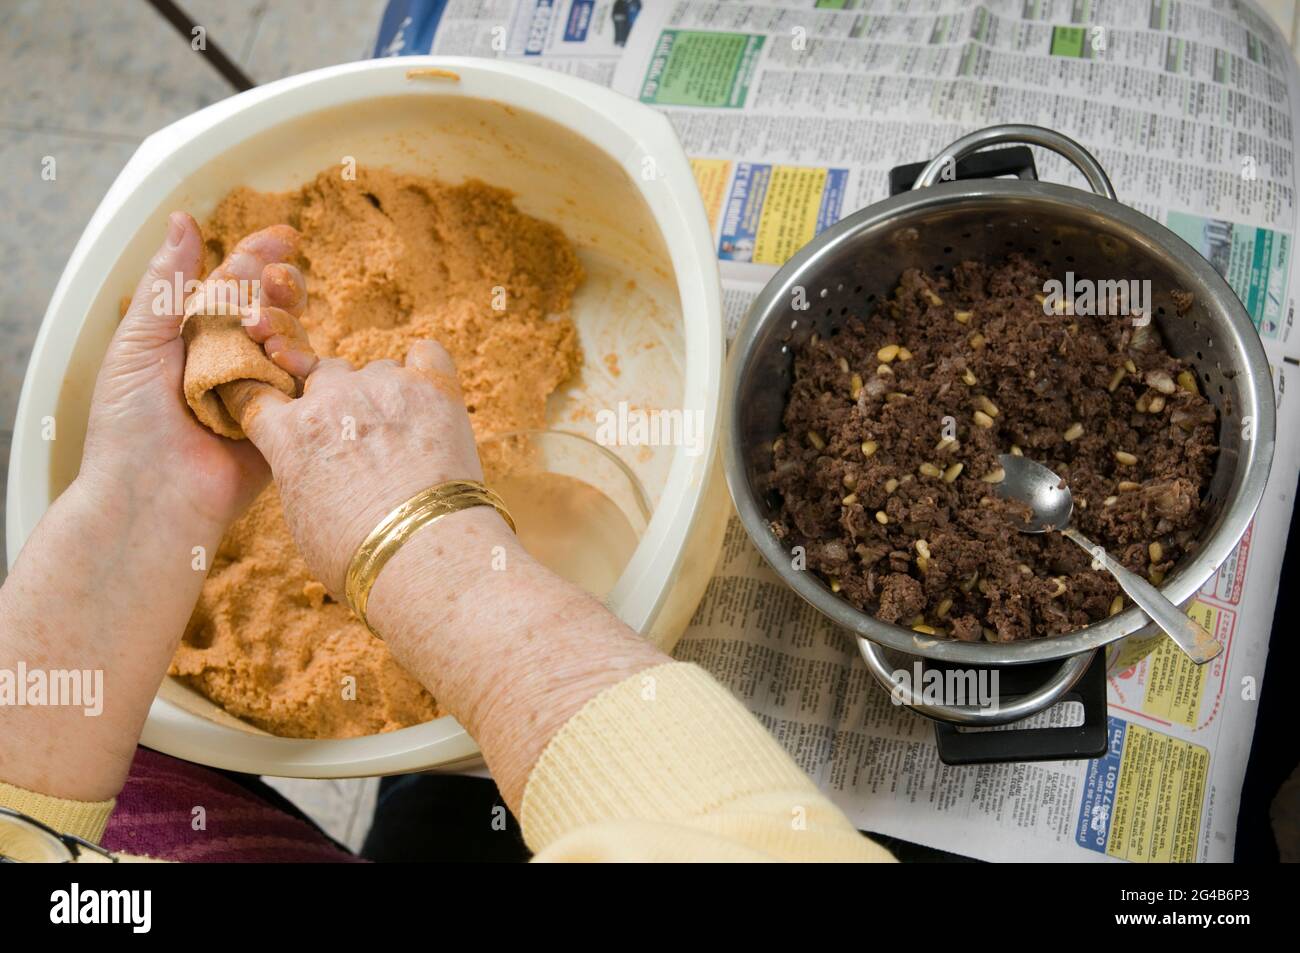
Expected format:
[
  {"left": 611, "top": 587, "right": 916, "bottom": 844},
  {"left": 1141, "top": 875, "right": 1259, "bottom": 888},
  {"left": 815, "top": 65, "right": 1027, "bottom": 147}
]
[{"left": 101, "top": 748, "right": 363, "bottom": 863}]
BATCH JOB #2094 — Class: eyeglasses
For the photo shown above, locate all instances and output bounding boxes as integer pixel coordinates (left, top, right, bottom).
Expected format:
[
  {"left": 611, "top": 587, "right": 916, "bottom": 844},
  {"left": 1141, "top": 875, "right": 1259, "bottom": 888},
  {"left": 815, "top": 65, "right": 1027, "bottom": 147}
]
[{"left": 0, "top": 807, "right": 118, "bottom": 863}]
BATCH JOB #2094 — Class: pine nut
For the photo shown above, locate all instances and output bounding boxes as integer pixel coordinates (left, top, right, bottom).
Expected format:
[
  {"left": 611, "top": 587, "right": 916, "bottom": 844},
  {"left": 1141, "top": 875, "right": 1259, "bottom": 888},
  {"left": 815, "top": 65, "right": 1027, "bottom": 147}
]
[
  {"left": 1124, "top": 359, "right": 1137, "bottom": 374},
  {"left": 960, "top": 572, "right": 979, "bottom": 593},
  {"left": 974, "top": 410, "right": 995, "bottom": 428},
  {"left": 1149, "top": 567, "right": 1166, "bottom": 584},
  {"left": 1146, "top": 370, "right": 1176, "bottom": 394},
  {"left": 912, "top": 623, "right": 938, "bottom": 635},
  {"left": 1148, "top": 394, "right": 1166, "bottom": 413},
  {"left": 1109, "top": 595, "right": 1124, "bottom": 616},
  {"left": 1063, "top": 422, "right": 1084, "bottom": 442},
  {"left": 1117, "top": 481, "right": 1140, "bottom": 492},
  {"left": 841, "top": 493, "right": 858, "bottom": 505},
  {"left": 1050, "top": 577, "right": 1067, "bottom": 598},
  {"left": 1114, "top": 450, "right": 1138, "bottom": 466},
  {"left": 897, "top": 346, "right": 913, "bottom": 361},
  {"left": 842, "top": 473, "right": 857, "bottom": 488},
  {"left": 1148, "top": 541, "right": 1163, "bottom": 562},
  {"left": 915, "top": 539, "right": 932, "bottom": 559},
  {"left": 936, "top": 598, "right": 953, "bottom": 619},
  {"left": 851, "top": 373, "right": 864, "bottom": 398},
  {"left": 916, "top": 555, "right": 930, "bottom": 574},
  {"left": 969, "top": 332, "right": 986, "bottom": 349},
  {"left": 772, "top": 437, "right": 784, "bottom": 454},
  {"left": 1107, "top": 366, "right": 1126, "bottom": 392},
  {"left": 919, "top": 462, "right": 943, "bottom": 478},
  {"left": 807, "top": 431, "right": 825, "bottom": 450},
  {"left": 1010, "top": 444, "right": 1023, "bottom": 456},
  {"left": 837, "top": 356, "right": 849, "bottom": 373},
  {"left": 976, "top": 395, "right": 1000, "bottom": 417},
  {"left": 962, "top": 368, "right": 978, "bottom": 386},
  {"left": 943, "top": 462, "right": 964, "bottom": 483},
  {"left": 1177, "top": 370, "right": 1199, "bottom": 393},
  {"left": 1104, "top": 495, "right": 1118, "bottom": 507},
  {"left": 830, "top": 578, "right": 841, "bottom": 593},
  {"left": 924, "top": 290, "right": 943, "bottom": 307},
  {"left": 1136, "top": 392, "right": 1152, "bottom": 413},
  {"left": 877, "top": 363, "right": 894, "bottom": 377},
  {"left": 877, "top": 344, "right": 900, "bottom": 363},
  {"left": 875, "top": 510, "right": 889, "bottom": 525},
  {"left": 954, "top": 310, "right": 973, "bottom": 324},
  {"left": 935, "top": 436, "right": 959, "bottom": 454},
  {"left": 886, "top": 392, "right": 908, "bottom": 402},
  {"left": 980, "top": 467, "right": 1006, "bottom": 484},
  {"left": 884, "top": 478, "right": 899, "bottom": 494}
]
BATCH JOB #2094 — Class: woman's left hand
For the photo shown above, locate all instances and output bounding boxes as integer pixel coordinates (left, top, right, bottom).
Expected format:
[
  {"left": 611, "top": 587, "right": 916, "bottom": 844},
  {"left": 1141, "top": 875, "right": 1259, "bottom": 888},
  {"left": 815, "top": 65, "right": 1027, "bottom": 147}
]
[
  {"left": 79, "top": 212, "right": 317, "bottom": 535},
  {"left": 0, "top": 213, "right": 324, "bottom": 803}
]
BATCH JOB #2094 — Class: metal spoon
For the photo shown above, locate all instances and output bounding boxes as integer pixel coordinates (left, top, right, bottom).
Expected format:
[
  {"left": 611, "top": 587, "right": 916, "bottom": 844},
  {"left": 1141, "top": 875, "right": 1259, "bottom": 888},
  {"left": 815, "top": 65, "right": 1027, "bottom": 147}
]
[{"left": 993, "top": 453, "right": 1222, "bottom": 664}]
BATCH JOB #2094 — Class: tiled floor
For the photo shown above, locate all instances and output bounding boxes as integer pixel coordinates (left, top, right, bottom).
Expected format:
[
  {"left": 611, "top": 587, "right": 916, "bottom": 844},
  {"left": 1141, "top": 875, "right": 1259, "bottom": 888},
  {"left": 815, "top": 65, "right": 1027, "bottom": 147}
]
[
  {"left": 262, "top": 772, "right": 381, "bottom": 851},
  {"left": 0, "top": 0, "right": 387, "bottom": 850},
  {"left": 0, "top": 0, "right": 385, "bottom": 546}
]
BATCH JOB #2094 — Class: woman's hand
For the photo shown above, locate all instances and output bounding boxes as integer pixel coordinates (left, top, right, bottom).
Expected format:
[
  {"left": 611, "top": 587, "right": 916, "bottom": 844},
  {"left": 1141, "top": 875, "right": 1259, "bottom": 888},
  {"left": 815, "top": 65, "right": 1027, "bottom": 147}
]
[
  {"left": 79, "top": 212, "right": 317, "bottom": 535},
  {"left": 228, "top": 343, "right": 664, "bottom": 811},
  {"left": 226, "top": 341, "right": 489, "bottom": 595},
  {"left": 0, "top": 212, "right": 319, "bottom": 802}
]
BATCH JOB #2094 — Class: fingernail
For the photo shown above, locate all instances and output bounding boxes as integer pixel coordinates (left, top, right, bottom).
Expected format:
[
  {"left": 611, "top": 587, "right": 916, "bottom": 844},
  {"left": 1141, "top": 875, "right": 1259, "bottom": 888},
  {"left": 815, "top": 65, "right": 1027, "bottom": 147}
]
[
  {"left": 270, "top": 344, "right": 315, "bottom": 378},
  {"left": 166, "top": 213, "right": 185, "bottom": 248}
]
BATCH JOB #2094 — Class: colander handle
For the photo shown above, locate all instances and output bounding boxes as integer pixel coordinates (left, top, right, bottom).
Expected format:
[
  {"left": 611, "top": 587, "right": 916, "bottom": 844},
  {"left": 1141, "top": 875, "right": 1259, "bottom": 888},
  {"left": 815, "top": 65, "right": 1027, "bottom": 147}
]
[
  {"left": 913, "top": 124, "right": 1117, "bottom": 200},
  {"left": 855, "top": 636, "right": 1095, "bottom": 727}
]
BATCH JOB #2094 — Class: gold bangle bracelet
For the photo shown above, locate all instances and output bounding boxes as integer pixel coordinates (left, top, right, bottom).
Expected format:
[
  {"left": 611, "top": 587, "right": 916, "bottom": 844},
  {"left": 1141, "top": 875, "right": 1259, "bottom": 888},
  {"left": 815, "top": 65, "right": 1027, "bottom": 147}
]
[{"left": 344, "top": 480, "right": 516, "bottom": 638}]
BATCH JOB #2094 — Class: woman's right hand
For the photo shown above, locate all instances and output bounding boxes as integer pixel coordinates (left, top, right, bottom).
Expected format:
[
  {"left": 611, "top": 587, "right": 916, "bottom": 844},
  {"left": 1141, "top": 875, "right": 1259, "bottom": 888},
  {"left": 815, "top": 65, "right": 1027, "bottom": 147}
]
[
  {"left": 224, "top": 340, "right": 499, "bottom": 597},
  {"left": 230, "top": 341, "right": 667, "bottom": 815}
]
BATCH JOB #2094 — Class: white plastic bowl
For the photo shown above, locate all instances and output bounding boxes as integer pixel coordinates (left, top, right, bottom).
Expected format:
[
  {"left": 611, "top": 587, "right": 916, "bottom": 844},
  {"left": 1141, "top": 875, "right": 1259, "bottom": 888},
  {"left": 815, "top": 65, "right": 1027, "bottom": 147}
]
[{"left": 6, "top": 58, "right": 726, "bottom": 777}]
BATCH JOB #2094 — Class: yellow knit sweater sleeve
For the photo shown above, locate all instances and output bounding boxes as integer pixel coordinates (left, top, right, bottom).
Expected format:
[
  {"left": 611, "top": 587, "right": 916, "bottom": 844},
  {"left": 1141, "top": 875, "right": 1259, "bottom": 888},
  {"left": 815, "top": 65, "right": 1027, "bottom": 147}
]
[
  {"left": 1, "top": 662, "right": 892, "bottom": 862},
  {"left": 522, "top": 661, "right": 894, "bottom": 862},
  {"left": 0, "top": 780, "right": 115, "bottom": 843}
]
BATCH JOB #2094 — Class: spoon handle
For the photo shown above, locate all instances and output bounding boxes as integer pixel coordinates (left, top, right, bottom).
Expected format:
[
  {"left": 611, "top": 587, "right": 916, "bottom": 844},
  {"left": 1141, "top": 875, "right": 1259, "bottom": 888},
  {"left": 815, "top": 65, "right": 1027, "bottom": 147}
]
[{"left": 1061, "top": 527, "right": 1222, "bottom": 664}]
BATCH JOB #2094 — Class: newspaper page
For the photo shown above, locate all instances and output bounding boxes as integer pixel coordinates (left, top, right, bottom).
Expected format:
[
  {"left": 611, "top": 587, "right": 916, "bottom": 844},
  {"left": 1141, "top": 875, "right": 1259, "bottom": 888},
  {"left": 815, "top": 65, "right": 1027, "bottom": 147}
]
[
  {"left": 376, "top": 0, "right": 639, "bottom": 84},
  {"left": 378, "top": 0, "right": 1300, "bottom": 861}
]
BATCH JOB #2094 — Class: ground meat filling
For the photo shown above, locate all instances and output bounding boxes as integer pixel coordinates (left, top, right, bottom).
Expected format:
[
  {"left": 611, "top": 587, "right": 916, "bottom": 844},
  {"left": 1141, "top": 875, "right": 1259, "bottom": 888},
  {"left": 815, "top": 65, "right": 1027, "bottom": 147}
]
[{"left": 765, "top": 255, "right": 1218, "bottom": 642}]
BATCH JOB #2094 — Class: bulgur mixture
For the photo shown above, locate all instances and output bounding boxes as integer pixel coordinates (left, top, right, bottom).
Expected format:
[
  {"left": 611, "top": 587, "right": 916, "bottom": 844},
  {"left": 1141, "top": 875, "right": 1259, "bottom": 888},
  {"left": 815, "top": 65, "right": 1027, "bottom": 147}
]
[{"left": 170, "top": 167, "right": 584, "bottom": 737}]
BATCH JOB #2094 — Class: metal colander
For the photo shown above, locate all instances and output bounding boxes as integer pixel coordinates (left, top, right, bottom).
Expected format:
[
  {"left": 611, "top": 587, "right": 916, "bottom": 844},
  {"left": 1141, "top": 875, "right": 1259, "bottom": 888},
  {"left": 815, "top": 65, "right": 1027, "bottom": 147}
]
[{"left": 724, "top": 125, "right": 1276, "bottom": 728}]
